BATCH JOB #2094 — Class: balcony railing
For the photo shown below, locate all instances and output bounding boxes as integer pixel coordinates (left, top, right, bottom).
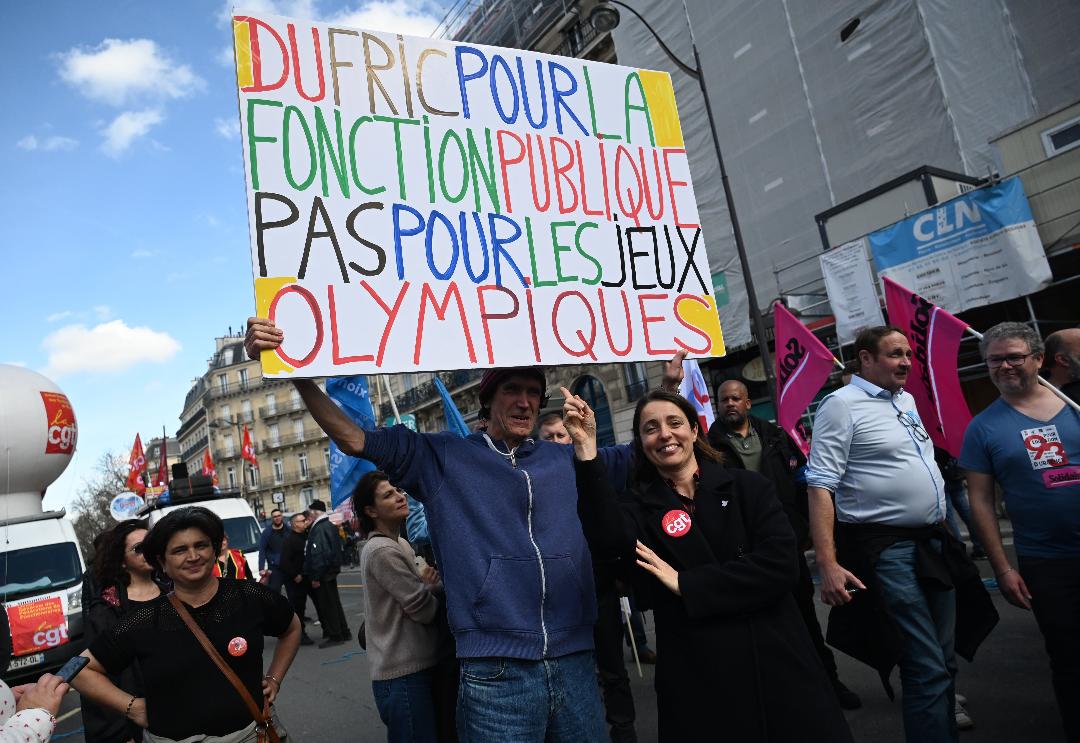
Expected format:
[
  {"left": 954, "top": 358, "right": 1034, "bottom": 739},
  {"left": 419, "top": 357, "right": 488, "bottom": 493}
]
[
  {"left": 250, "top": 465, "right": 330, "bottom": 492},
  {"left": 378, "top": 368, "right": 483, "bottom": 419},
  {"left": 261, "top": 428, "right": 326, "bottom": 451},
  {"left": 258, "top": 398, "right": 307, "bottom": 418},
  {"left": 206, "top": 379, "right": 260, "bottom": 400},
  {"left": 180, "top": 436, "right": 209, "bottom": 463}
]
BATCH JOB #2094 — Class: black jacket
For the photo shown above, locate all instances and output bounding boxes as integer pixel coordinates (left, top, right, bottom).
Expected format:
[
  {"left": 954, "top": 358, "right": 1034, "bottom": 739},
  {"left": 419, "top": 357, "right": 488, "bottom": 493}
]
[
  {"left": 280, "top": 529, "right": 308, "bottom": 579},
  {"left": 304, "top": 516, "right": 343, "bottom": 581},
  {"left": 708, "top": 415, "right": 810, "bottom": 544},
  {"left": 576, "top": 457, "right": 853, "bottom": 743}
]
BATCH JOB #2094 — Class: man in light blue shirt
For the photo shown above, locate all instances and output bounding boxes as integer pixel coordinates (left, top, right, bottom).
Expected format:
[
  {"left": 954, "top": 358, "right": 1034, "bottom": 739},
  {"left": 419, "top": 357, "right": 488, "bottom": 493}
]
[{"left": 807, "top": 326, "right": 959, "bottom": 743}]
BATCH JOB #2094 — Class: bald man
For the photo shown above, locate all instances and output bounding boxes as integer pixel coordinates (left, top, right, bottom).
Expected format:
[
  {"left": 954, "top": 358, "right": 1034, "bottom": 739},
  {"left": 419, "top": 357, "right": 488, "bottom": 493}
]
[
  {"left": 1043, "top": 328, "right": 1080, "bottom": 404},
  {"left": 707, "top": 380, "right": 861, "bottom": 710}
]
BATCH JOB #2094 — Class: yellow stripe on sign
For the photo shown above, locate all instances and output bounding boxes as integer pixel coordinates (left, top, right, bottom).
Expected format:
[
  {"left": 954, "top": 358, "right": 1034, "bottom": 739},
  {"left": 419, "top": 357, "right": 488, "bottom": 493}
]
[
  {"left": 233, "top": 18, "right": 254, "bottom": 89},
  {"left": 254, "top": 277, "right": 298, "bottom": 376},
  {"left": 676, "top": 295, "right": 726, "bottom": 357},
  {"left": 638, "top": 70, "right": 684, "bottom": 148}
]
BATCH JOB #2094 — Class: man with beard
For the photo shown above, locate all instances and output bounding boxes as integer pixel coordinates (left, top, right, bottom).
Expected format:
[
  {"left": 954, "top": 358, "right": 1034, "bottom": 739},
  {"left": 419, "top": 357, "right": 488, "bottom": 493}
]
[
  {"left": 707, "top": 379, "right": 860, "bottom": 709},
  {"left": 961, "top": 322, "right": 1080, "bottom": 742}
]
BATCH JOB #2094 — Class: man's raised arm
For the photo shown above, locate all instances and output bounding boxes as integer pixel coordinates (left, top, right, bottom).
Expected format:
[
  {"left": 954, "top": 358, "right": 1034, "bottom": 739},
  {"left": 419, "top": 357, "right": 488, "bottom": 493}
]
[{"left": 245, "top": 317, "right": 366, "bottom": 457}]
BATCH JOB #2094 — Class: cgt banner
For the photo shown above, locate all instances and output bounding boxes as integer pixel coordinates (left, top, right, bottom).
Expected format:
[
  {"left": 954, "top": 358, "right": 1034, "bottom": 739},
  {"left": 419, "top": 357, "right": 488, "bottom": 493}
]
[
  {"left": 232, "top": 12, "right": 725, "bottom": 377},
  {"left": 6, "top": 596, "right": 68, "bottom": 657},
  {"left": 868, "top": 177, "right": 1051, "bottom": 313}
]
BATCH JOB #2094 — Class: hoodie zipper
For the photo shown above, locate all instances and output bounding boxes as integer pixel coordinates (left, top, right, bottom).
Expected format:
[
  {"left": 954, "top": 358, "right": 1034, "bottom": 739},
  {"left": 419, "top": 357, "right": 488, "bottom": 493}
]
[{"left": 483, "top": 434, "right": 549, "bottom": 657}]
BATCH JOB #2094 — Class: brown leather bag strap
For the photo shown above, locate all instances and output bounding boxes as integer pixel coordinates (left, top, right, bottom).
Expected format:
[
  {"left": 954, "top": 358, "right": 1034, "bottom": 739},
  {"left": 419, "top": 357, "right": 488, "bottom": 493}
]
[{"left": 167, "top": 592, "right": 277, "bottom": 741}]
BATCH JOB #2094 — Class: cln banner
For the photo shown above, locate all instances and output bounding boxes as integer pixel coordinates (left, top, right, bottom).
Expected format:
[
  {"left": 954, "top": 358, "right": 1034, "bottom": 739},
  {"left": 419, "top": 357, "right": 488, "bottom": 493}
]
[
  {"left": 233, "top": 12, "right": 725, "bottom": 377},
  {"left": 869, "top": 177, "right": 1051, "bottom": 313}
]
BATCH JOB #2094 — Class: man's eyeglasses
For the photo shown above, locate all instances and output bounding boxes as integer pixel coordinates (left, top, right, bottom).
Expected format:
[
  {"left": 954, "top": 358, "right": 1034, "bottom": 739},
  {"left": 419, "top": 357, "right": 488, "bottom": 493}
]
[
  {"left": 986, "top": 353, "right": 1034, "bottom": 369},
  {"left": 897, "top": 412, "right": 929, "bottom": 442}
]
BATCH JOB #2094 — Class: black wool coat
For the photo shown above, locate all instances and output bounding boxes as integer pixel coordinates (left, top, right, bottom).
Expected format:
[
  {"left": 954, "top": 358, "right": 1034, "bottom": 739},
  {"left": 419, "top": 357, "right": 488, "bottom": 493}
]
[{"left": 576, "top": 456, "right": 853, "bottom": 743}]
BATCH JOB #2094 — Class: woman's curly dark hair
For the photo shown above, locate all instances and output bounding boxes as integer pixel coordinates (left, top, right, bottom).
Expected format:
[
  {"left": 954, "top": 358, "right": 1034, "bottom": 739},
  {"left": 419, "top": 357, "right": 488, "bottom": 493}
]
[{"left": 92, "top": 519, "right": 149, "bottom": 589}]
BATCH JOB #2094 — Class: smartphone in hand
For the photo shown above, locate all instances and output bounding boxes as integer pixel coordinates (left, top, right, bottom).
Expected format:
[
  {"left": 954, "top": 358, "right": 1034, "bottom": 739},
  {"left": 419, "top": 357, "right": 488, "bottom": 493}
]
[{"left": 55, "top": 655, "right": 90, "bottom": 683}]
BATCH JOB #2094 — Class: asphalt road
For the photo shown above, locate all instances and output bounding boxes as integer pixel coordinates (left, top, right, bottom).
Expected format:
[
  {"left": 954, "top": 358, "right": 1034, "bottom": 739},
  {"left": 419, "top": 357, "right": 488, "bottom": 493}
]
[{"left": 52, "top": 534, "right": 1065, "bottom": 742}]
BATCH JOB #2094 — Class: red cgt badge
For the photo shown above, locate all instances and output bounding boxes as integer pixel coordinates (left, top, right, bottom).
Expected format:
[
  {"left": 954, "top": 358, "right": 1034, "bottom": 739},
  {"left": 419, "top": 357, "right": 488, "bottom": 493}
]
[
  {"left": 661, "top": 510, "right": 692, "bottom": 538},
  {"left": 228, "top": 636, "right": 248, "bottom": 657}
]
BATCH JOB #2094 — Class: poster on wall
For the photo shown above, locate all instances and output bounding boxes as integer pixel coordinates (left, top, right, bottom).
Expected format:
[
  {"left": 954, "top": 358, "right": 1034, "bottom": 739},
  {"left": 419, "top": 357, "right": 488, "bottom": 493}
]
[
  {"left": 868, "top": 177, "right": 1051, "bottom": 313},
  {"left": 819, "top": 238, "right": 885, "bottom": 345},
  {"left": 232, "top": 12, "right": 725, "bottom": 377}
]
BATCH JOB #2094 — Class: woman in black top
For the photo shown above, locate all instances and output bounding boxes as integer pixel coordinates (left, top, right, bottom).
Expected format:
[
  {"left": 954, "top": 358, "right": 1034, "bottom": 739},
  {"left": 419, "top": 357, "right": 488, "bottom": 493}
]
[
  {"left": 83, "top": 519, "right": 160, "bottom": 743},
  {"left": 565, "top": 389, "right": 853, "bottom": 743},
  {"left": 73, "top": 507, "right": 302, "bottom": 742}
]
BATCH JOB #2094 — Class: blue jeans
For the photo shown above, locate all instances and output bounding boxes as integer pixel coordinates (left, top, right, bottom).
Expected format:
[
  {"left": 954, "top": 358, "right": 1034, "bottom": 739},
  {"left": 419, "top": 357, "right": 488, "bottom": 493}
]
[
  {"left": 457, "top": 650, "right": 607, "bottom": 743},
  {"left": 875, "top": 540, "right": 958, "bottom": 743},
  {"left": 372, "top": 669, "right": 438, "bottom": 743}
]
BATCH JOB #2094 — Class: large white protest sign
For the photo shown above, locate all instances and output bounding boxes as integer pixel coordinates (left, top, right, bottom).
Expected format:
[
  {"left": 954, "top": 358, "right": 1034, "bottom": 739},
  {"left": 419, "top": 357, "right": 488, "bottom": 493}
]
[
  {"left": 233, "top": 12, "right": 725, "bottom": 377},
  {"left": 868, "top": 177, "right": 1051, "bottom": 312},
  {"left": 819, "top": 238, "right": 884, "bottom": 344}
]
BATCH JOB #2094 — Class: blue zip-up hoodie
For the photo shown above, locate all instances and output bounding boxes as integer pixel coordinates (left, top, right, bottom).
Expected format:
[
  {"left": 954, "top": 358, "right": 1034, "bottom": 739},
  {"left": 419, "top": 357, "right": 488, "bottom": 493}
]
[{"left": 364, "top": 425, "right": 632, "bottom": 660}]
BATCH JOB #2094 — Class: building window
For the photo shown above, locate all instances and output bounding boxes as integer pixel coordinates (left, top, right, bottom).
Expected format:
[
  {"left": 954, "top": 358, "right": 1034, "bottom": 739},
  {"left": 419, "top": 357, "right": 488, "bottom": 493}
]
[
  {"left": 238, "top": 368, "right": 249, "bottom": 389},
  {"left": 323, "top": 446, "right": 330, "bottom": 468},
  {"left": 272, "top": 458, "right": 284, "bottom": 484},
  {"left": 223, "top": 434, "right": 235, "bottom": 458},
  {"left": 1042, "top": 115, "right": 1080, "bottom": 157},
  {"left": 268, "top": 423, "right": 280, "bottom": 446},
  {"left": 241, "top": 400, "right": 253, "bottom": 422},
  {"left": 290, "top": 388, "right": 301, "bottom": 405},
  {"left": 298, "top": 452, "right": 309, "bottom": 478},
  {"left": 217, "top": 373, "right": 229, "bottom": 393},
  {"left": 248, "top": 465, "right": 260, "bottom": 487},
  {"left": 299, "top": 486, "right": 314, "bottom": 509},
  {"left": 623, "top": 362, "right": 649, "bottom": 400},
  {"left": 266, "top": 393, "right": 276, "bottom": 414},
  {"left": 293, "top": 418, "right": 305, "bottom": 440},
  {"left": 226, "top": 466, "right": 236, "bottom": 489},
  {"left": 220, "top": 404, "right": 231, "bottom": 422}
]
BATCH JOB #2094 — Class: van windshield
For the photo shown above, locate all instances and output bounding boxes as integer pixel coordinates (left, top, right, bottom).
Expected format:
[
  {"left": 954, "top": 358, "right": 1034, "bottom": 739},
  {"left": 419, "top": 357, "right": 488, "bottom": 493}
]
[
  {"left": 0, "top": 543, "right": 82, "bottom": 601},
  {"left": 224, "top": 517, "right": 261, "bottom": 553}
]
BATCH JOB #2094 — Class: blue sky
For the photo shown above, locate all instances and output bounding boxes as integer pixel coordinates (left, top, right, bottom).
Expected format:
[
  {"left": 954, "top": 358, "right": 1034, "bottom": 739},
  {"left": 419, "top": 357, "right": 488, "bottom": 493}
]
[{"left": 1, "top": 0, "right": 450, "bottom": 512}]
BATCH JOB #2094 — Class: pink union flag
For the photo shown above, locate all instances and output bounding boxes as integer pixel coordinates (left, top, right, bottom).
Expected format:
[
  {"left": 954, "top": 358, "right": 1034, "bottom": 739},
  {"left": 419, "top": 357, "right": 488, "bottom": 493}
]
[
  {"left": 883, "top": 277, "right": 972, "bottom": 457},
  {"left": 774, "top": 303, "right": 836, "bottom": 455},
  {"left": 679, "top": 358, "right": 716, "bottom": 433}
]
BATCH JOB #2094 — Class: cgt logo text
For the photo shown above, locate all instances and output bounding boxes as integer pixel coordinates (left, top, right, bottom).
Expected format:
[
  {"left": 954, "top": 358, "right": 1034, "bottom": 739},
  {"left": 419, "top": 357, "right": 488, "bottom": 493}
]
[
  {"left": 40, "top": 391, "right": 77, "bottom": 455},
  {"left": 662, "top": 509, "right": 692, "bottom": 538},
  {"left": 33, "top": 626, "right": 68, "bottom": 648}
]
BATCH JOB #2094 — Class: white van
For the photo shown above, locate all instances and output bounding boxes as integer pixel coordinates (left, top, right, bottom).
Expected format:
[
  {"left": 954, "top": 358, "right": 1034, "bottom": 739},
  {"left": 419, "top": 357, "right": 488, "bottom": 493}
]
[
  {"left": 145, "top": 495, "right": 263, "bottom": 577},
  {"left": 1, "top": 510, "right": 86, "bottom": 679}
]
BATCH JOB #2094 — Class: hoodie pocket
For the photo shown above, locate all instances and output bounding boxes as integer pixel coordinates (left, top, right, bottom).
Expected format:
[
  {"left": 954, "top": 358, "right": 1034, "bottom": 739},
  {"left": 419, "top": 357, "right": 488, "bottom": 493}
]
[
  {"left": 473, "top": 557, "right": 541, "bottom": 631},
  {"left": 542, "top": 555, "right": 589, "bottom": 630}
]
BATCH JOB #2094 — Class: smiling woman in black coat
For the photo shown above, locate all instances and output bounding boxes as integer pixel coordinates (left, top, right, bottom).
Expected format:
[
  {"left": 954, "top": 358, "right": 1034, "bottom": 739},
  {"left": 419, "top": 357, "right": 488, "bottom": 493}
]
[{"left": 564, "top": 388, "right": 852, "bottom": 743}]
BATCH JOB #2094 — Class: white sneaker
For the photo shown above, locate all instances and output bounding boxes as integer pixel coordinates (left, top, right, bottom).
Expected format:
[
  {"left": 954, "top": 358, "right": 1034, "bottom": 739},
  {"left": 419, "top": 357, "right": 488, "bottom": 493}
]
[{"left": 955, "top": 699, "right": 974, "bottom": 730}]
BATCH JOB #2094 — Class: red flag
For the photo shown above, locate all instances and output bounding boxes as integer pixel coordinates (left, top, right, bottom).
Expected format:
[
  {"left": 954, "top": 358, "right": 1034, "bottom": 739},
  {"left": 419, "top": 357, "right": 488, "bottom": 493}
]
[
  {"left": 883, "top": 277, "right": 972, "bottom": 457},
  {"left": 154, "top": 437, "right": 169, "bottom": 487},
  {"left": 241, "top": 425, "right": 259, "bottom": 468},
  {"left": 125, "top": 434, "right": 147, "bottom": 494},
  {"left": 774, "top": 302, "right": 837, "bottom": 455},
  {"left": 202, "top": 450, "right": 219, "bottom": 486}
]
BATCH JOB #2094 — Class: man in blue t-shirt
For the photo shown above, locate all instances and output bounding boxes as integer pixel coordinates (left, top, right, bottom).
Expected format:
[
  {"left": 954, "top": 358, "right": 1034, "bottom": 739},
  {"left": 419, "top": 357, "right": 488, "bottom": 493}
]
[{"left": 960, "top": 322, "right": 1080, "bottom": 742}]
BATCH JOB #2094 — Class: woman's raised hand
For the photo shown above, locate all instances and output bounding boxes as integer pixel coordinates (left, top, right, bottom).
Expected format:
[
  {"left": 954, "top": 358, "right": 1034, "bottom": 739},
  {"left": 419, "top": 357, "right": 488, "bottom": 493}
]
[{"left": 560, "top": 386, "right": 597, "bottom": 460}]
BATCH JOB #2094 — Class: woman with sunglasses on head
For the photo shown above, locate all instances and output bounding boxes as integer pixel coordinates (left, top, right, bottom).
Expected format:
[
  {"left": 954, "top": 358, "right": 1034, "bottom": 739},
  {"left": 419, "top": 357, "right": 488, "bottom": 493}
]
[
  {"left": 564, "top": 388, "right": 852, "bottom": 743},
  {"left": 73, "top": 507, "right": 301, "bottom": 743},
  {"left": 82, "top": 519, "right": 159, "bottom": 743}
]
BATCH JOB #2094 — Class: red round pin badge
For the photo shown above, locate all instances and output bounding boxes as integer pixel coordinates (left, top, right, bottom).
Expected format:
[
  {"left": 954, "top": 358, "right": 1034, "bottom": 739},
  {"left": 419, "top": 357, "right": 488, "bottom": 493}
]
[
  {"left": 661, "top": 510, "right": 692, "bottom": 538},
  {"left": 228, "top": 636, "right": 248, "bottom": 657}
]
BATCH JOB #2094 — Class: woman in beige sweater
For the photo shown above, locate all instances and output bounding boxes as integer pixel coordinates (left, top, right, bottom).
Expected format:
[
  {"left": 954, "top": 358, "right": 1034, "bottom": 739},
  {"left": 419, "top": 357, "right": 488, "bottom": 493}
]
[{"left": 356, "top": 471, "right": 444, "bottom": 742}]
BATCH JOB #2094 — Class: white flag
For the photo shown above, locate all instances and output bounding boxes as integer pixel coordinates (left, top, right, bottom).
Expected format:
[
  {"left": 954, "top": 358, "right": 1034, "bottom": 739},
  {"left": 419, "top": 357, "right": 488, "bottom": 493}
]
[{"left": 679, "top": 359, "right": 715, "bottom": 433}]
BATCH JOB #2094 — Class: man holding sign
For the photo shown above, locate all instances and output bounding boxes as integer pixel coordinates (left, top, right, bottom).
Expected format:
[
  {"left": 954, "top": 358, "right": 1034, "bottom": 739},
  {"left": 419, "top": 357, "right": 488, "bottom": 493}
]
[{"left": 247, "top": 318, "right": 685, "bottom": 740}]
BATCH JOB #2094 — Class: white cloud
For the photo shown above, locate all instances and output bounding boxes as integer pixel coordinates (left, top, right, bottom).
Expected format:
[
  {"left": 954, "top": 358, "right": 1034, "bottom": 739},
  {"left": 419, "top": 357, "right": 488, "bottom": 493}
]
[
  {"left": 216, "top": 44, "right": 236, "bottom": 67},
  {"left": 131, "top": 249, "right": 156, "bottom": 259},
  {"left": 42, "top": 320, "right": 181, "bottom": 377},
  {"left": 102, "top": 109, "right": 163, "bottom": 156},
  {"left": 46, "top": 310, "right": 74, "bottom": 323},
  {"left": 215, "top": 116, "right": 240, "bottom": 140},
  {"left": 220, "top": 0, "right": 316, "bottom": 25},
  {"left": 93, "top": 305, "right": 113, "bottom": 321},
  {"left": 17, "top": 134, "right": 79, "bottom": 152},
  {"left": 58, "top": 38, "right": 204, "bottom": 106},
  {"left": 330, "top": 1, "right": 442, "bottom": 36}
]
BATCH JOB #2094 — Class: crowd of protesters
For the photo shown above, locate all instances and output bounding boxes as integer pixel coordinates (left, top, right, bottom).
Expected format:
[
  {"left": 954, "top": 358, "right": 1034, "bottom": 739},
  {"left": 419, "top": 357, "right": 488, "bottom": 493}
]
[{"left": 13, "top": 318, "right": 1073, "bottom": 743}]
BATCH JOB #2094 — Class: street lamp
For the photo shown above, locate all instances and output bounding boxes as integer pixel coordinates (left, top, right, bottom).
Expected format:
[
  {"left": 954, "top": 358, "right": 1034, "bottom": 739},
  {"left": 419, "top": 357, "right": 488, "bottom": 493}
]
[{"left": 588, "top": 0, "right": 777, "bottom": 403}]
